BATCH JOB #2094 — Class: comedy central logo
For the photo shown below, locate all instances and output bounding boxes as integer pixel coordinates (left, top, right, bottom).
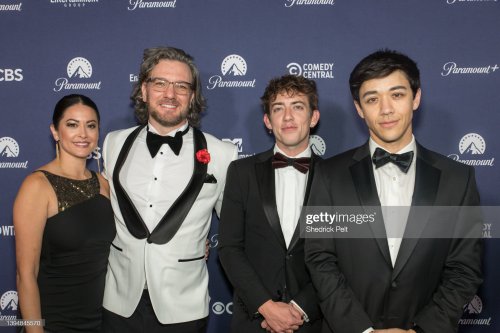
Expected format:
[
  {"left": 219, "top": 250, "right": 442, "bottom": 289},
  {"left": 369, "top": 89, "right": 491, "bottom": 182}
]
[
  {"left": 54, "top": 57, "right": 102, "bottom": 92},
  {"left": 207, "top": 54, "right": 256, "bottom": 90},
  {"left": 448, "top": 133, "right": 494, "bottom": 167},
  {"left": 287, "top": 62, "right": 334, "bottom": 79}
]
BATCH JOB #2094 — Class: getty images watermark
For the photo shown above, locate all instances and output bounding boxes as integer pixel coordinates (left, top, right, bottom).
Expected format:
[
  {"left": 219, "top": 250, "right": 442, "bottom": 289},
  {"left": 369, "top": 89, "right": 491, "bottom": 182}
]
[{"left": 301, "top": 206, "right": 497, "bottom": 239}]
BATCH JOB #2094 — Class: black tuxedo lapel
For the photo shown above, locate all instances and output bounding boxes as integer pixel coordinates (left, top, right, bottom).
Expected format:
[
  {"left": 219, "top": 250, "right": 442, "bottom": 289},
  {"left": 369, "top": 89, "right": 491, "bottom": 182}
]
[
  {"left": 288, "top": 154, "right": 320, "bottom": 250},
  {"left": 255, "top": 150, "right": 287, "bottom": 250},
  {"left": 148, "top": 128, "right": 208, "bottom": 244},
  {"left": 113, "top": 125, "right": 149, "bottom": 239},
  {"left": 393, "top": 144, "right": 441, "bottom": 279},
  {"left": 350, "top": 143, "right": 392, "bottom": 267}
]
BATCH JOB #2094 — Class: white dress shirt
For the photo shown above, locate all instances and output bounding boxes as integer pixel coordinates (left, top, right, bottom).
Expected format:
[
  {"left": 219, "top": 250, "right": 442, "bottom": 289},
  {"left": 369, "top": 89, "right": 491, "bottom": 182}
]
[
  {"left": 120, "top": 122, "right": 193, "bottom": 232},
  {"left": 274, "top": 145, "right": 310, "bottom": 248},
  {"left": 273, "top": 145, "right": 311, "bottom": 321},
  {"left": 370, "top": 136, "right": 416, "bottom": 267},
  {"left": 363, "top": 137, "right": 416, "bottom": 333}
]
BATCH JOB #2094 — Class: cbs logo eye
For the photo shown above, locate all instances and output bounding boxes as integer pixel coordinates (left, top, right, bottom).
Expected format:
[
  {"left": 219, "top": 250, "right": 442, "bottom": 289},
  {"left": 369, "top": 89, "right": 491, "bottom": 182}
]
[{"left": 211, "top": 301, "right": 233, "bottom": 315}]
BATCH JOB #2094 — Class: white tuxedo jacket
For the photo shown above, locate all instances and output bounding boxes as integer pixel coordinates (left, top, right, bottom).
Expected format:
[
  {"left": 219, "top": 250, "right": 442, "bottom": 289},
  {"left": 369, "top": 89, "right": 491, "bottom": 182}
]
[{"left": 102, "top": 125, "right": 237, "bottom": 324}]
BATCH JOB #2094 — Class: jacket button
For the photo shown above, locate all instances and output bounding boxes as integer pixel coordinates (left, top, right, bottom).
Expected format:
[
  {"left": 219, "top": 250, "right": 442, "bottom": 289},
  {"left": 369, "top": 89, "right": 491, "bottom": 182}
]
[
  {"left": 147, "top": 239, "right": 152, "bottom": 244},
  {"left": 391, "top": 281, "right": 397, "bottom": 288}
]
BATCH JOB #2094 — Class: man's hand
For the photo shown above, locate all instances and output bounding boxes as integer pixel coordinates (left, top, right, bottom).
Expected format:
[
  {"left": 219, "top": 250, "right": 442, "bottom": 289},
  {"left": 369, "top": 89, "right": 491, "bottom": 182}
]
[{"left": 258, "top": 300, "right": 303, "bottom": 332}]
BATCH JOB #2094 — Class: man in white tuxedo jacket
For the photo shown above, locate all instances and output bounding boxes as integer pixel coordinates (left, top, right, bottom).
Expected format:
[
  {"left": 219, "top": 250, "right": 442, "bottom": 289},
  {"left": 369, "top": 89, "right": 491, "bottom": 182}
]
[{"left": 101, "top": 46, "right": 237, "bottom": 333}]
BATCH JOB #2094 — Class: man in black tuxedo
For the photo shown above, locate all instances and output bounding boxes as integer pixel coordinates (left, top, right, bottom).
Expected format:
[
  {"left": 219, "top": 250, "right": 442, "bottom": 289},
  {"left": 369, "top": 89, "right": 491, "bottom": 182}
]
[
  {"left": 305, "top": 50, "right": 482, "bottom": 333},
  {"left": 219, "top": 75, "right": 323, "bottom": 332}
]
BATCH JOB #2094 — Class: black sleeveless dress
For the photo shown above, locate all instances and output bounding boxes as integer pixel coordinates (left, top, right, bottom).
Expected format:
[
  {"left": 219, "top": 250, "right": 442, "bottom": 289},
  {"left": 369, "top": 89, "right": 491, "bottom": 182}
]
[{"left": 36, "top": 170, "right": 115, "bottom": 333}]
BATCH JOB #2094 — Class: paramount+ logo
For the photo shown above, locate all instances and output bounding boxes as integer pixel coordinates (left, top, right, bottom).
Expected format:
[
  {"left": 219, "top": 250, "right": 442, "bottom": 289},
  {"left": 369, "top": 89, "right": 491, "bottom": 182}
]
[{"left": 0, "top": 68, "right": 23, "bottom": 82}]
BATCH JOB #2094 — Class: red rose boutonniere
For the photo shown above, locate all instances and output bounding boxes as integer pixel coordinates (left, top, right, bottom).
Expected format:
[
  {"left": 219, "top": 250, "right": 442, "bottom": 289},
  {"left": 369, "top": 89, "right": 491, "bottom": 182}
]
[{"left": 196, "top": 149, "right": 211, "bottom": 164}]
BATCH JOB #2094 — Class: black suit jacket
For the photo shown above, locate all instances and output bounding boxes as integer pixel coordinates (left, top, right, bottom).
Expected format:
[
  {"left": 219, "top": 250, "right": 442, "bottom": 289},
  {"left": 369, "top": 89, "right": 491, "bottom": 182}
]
[
  {"left": 219, "top": 149, "right": 322, "bottom": 333},
  {"left": 305, "top": 142, "right": 483, "bottom": 333}
]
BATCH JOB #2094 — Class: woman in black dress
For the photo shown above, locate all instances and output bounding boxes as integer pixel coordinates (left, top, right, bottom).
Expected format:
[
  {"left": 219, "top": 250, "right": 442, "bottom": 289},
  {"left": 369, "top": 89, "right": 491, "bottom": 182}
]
[{"left": 14, "top": 94, "right": 116, "bottom": 333}]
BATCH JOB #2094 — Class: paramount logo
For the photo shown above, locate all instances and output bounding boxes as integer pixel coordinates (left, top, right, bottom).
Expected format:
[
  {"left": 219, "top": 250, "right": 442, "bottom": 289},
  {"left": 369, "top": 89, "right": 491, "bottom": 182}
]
[
  {"left": 0, "top": 137, "right": 28, "bottom": 169},
  {"left": 127, "top": 0, "right": 177, "bottom": 10},
  {"left": 448, "top": 133, "right": 494, "bottom": 167},
  {"left": 207, "top": 55, "right": 256, "bottom": 90},
  {"left": 0, "top": 3, "right": 22, "bottom": 11},
  {"left": 441, "top": 62, "right": 499, "bottom": 76},
  {"left": 285, "top": 0, "right": 335, "bottom": 6},
  {"left": 54, "top": 57, "right": 102, "bottom": 92}
]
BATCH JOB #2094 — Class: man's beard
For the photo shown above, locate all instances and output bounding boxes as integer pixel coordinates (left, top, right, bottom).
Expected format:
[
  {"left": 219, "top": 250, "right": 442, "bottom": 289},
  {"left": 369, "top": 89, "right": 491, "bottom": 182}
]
[{"left": 148, "top": 102, "right": 189, "bottom": 128}]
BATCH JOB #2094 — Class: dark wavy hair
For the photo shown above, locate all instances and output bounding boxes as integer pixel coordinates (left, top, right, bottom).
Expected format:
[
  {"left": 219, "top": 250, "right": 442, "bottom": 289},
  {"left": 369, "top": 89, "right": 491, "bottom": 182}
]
[
  {"left": 260, "top": 74, "right": 318, "bottom": 115},
  {"left": 131, "top": 46, "right": 206, "bottom": 127},
  {"left": 349, "top": 49, "right": 421, "bottom": 103},
  {"left": 52, "top": 94, "right": 100, "bottom": 130}
]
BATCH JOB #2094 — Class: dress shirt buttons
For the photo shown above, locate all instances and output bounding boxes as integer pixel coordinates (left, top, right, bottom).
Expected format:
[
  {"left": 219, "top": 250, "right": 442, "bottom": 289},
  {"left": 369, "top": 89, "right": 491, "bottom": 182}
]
[
  {"left": 154, "top": 177, "right": 158, "bottom": 181},
  {"left": 149, "top": 204, "right": 153, "bottom": 208}
]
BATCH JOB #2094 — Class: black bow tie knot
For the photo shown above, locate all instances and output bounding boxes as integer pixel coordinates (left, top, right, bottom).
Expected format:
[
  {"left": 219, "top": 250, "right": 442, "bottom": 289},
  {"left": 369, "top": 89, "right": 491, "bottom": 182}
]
[
  {"left": 272, "top": 152, "right": 311, "bottom": 174},
  {"left": 146, "top": 126, "right": 189, "bottom": 158},
  {"left": 372, "top": 147, "right": 414, "bottom": 173}
]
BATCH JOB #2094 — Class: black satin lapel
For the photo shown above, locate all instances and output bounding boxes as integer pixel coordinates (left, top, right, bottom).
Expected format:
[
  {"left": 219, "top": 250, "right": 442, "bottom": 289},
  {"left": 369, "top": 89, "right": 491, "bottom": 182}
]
[
  {"left": 393, "top": 152, "right": 441, "bottom": 279},
  {"left": 113, "top": 125, "right": 149, "bottom": 239},
  {"left": 288, "top": 154, "right": 319, "bottom": 250},
  {"left": 350, "top": 148, "right": 392, "bottom": 267},
  {"left": 255, "top": 156, "right": 287, "bottom": 250},
  {"left": 148, "top": 128, "right": 208, "bottom": 245}
]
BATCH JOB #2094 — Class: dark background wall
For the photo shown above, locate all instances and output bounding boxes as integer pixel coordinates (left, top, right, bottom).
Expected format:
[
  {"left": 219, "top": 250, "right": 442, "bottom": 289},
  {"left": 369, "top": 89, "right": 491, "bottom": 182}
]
[{"left": 0, "top": 1, "right": 498, "bottom": 332}]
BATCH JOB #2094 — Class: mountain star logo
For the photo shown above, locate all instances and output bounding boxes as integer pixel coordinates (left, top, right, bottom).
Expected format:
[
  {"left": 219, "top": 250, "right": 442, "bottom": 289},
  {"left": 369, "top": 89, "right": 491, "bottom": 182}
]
[
  {"left": 448, "top": 133, "right": 494, "bottom": 167},
  {"left": 459, "top": 133, "right": 485, "bottom": 155},
  {"left": 54, "top": 56, "right": 101, "bottom": 92},
  {"left": 310, "top": 135, "right": 326, "bottom": 156},
  {"left": 67, "top": 57, "right": 92, "bottom": 79},
  {"left": 207, "top": 54, "right": 255, "bottom": 90},
  {"left": 0, "top": 137, "right": 19, "bottom": 157},
  {"left": 0, "top": 291, "right": 18, "bottom": 311},
  {"left": 464, "top": 295, "right": 483, "bottom": 315},
  {"left": 221, "top": 55, "right": 247, "bottom": 76}
]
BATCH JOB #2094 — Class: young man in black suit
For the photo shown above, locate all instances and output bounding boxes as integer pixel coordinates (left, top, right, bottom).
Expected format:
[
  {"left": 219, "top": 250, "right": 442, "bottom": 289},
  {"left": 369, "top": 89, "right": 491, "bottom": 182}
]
[
  {"left": 219, "top": 75, "right": 323, "bottom": 332},
  {"left": 305, "top": 50, "right": 482, "bottom": 333}
]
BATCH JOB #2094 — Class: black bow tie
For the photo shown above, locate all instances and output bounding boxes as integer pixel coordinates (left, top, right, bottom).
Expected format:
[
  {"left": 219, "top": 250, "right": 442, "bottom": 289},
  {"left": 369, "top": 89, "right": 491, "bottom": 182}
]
[
  {"left": 372, "top": 147, "right": 414, "bottom": 173},
  {"left": 272, "top": 152, "right": 311, "bottom": 174},
  {"left": 146, "top": 126, "right": 189, "bottom": 158}
]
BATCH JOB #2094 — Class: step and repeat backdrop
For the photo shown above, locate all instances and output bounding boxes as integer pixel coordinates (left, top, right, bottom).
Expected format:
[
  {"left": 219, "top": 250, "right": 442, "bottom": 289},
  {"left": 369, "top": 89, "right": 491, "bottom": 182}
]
[{"left": 1, "top": 1, "right": 499, "bottom": 332}]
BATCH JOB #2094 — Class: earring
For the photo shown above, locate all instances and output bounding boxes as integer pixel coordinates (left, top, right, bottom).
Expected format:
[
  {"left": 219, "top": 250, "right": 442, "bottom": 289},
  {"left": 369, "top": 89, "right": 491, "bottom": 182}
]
[
  {"left": 55, "top": 141, "right": 60, "bottom": 160},
  {"left": 268, "top": 129, "right": 273, "bottom": 135},
  {"left": 92, "top": 146, "right": 101, "bottom": 173}
]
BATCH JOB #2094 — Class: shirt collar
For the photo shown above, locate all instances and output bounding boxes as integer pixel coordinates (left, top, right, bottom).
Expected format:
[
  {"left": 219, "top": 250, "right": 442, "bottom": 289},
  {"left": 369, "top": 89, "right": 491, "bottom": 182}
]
[
  {"left": 147, "top": 121, "right": 189, "bottom": 137},
  {"left": 273, "top": 145, "right": 312, "bottom": 159},
  {"left": 369, "top": 135, "right": 416, "bottom": 157}
]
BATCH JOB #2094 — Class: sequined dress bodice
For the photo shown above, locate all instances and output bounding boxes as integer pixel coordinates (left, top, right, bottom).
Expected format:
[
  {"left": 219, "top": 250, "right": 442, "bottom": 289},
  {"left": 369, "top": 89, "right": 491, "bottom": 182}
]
[{"left": 37, "top": 170, "right": 116, "bottom": 333}]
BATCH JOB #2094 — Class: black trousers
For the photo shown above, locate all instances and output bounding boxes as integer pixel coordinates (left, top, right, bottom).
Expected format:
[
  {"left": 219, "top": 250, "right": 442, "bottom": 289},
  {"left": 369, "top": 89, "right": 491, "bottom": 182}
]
[{"left": 101, "top": 290, "right": 208, "bottom": 333}]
